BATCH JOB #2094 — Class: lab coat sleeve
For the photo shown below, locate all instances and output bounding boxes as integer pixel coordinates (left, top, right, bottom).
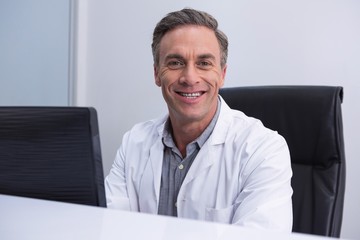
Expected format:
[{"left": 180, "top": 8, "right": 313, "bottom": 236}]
[
  {"left": 105, "top": 132, "right": 131, "bottom": 210},
  {"left": 232, "top": 133, "right": 293, "bottom": 233}
]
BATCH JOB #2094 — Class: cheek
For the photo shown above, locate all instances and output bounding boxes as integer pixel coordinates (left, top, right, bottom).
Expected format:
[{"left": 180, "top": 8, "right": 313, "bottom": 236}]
[
  {"left": 218, "top": 75, "right": 225, "bottom": 87},
  {"left": 158, "top": 70, "right": 178, "bottom": 87},
  {"left": 205, "top": 70, "right": 225, "bottom": 87},
  {"left": 155, "top": 73, "right": 171, "bottom": 88},
  {"left": 154, "top": 66, "right": 169, "bottom": 87}
]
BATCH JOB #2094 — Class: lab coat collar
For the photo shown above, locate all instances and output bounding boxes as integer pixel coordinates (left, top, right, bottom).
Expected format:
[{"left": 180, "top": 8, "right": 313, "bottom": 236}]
[
  {"left": 154, "top": 95, "right": 233, "bottom": 145},
  {"left": 209, "top": 95, "right": 233, "bottom": 145}
]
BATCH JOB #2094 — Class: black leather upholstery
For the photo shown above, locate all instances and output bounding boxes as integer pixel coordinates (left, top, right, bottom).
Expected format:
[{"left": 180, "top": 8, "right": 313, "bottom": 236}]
[
  {"left": 0, "top": 107, "right": 106, "bottom": 207},
  {"left": 219, "top": 86, "right": 345, "bottom": 237}
]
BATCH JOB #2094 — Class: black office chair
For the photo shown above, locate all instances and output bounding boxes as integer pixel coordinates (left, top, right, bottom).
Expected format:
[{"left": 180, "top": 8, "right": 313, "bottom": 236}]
[
  {"left": 0, "top": 107, "right": 106, "bottom": 207},
  {"left": 219, "top": 86, "right": 346, "bottom": 237}
]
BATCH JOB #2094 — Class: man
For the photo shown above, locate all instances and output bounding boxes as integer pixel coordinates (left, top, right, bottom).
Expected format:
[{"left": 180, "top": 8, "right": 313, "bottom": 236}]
[{"left": 105, "top": 8, "right": 293, "bottom": 232}]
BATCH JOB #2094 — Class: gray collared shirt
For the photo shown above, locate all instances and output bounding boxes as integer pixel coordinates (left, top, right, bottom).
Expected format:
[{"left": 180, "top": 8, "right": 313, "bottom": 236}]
[{"left": 158, "top": 99, "right": 221, "bottom": 217}]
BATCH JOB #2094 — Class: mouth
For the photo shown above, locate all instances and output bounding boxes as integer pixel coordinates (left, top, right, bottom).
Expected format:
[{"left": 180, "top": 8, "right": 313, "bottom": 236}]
[{"left": 176, "top": 91, "right": 204, "bottom": 99}]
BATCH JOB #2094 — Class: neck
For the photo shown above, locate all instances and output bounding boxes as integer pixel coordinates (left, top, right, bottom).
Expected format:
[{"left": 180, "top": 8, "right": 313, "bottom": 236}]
[
  {"left": 170, "top": 121, "right": 205, "bottom": 157},
  {"left": 169, "top": 110, "right": 216, "bottom": 157}
]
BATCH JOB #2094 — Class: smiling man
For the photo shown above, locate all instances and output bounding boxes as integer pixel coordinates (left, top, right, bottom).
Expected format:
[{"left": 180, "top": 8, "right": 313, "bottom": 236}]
[{"left": 105, "top": 8, "right": 293, "bottom": 233}]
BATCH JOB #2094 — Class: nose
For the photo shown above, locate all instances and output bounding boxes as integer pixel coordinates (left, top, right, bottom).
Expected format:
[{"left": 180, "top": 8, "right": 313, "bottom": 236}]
[{"left": 179, "top": 64, "right": 199, "bottom": 86}]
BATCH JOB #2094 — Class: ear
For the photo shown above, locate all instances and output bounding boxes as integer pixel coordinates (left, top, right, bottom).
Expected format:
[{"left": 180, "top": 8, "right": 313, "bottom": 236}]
[
  {"left": 154, "top": 65, "right": 161, "bottom": 87},
  {"left": 219, "top": 64, "right": 227, "bottom": 87}
]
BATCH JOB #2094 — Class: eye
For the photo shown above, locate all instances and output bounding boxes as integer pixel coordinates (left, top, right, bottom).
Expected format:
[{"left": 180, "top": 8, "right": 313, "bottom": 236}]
[
  {"left": 167, "top": 60, "right": 184, "bottom": 69},
  {"left": 197, "top": 60, "right": 213, "bottom": 69}
]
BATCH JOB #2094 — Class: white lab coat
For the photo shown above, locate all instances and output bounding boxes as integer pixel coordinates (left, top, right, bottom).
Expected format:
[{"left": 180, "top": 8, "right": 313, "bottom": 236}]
[{"left": 105, "top": 97, "right": 293, "bottom": 232}]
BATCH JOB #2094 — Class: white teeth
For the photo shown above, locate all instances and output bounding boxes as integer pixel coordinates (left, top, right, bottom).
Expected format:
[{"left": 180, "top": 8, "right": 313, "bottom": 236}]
[{"left": 180, "top": 92, "right": 201, "bottom": 98}]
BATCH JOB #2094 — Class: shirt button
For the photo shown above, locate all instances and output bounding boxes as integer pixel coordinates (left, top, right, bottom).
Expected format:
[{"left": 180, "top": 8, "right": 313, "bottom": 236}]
[{"left": 178, "top": 164, "right": 184, "bottom": 170}]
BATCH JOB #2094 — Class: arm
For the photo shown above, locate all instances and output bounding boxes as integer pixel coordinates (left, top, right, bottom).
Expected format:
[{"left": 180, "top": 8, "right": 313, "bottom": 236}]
[
  {"left": 233, "top": 134, "right": 293, "bottom": 233},
  {"left": 105, "top": 133, "right": 131, "bottom": 210}
]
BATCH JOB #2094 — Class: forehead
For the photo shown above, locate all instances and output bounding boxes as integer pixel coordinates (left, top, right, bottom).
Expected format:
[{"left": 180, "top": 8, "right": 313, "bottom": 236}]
[{"left": 158, "top": 25, "right": 221, "bottom": 59}]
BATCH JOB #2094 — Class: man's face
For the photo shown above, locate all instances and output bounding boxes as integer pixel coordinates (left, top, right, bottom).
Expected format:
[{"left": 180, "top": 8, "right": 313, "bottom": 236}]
[{"left": 154, "top": 25, "right": 227, "bottom": 125}]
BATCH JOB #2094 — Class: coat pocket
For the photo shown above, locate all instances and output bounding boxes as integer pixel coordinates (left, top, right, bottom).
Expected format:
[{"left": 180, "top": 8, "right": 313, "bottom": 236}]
[{"left": 205, "top": 204, "right": 236, "bottom": 223}]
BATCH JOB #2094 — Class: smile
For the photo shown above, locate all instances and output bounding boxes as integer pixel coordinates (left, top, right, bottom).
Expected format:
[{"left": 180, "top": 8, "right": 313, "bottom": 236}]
[{"left": 177, "top": 92, "right": 203, "bottom": 98}]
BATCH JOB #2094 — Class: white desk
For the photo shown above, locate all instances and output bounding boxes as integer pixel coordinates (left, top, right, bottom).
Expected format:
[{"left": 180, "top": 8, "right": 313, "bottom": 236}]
[{"left": 0, "top": 194, "right": 342, "bottom": 240}]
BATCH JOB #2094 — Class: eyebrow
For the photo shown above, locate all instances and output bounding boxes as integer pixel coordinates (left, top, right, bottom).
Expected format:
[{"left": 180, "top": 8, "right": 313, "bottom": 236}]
[
  {"left": 164, "top": 54, "right": 185, "bottom": 62},
  {"left": 164, "top": 53, "right": 216, "bottom": 62},
  {"left": 198, "top": 54, "right": 216, "bottom": 61}
]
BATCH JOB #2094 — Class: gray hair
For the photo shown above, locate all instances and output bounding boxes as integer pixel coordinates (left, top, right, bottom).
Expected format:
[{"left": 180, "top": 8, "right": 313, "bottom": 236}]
[{"left": 152, "top": 8, "right": 228, "bottom": 67}]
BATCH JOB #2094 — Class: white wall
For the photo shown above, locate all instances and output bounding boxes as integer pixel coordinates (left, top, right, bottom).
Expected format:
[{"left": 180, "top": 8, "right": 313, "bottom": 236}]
[{"left": 74, "top": 0, "right": 360, "bottom": 238}]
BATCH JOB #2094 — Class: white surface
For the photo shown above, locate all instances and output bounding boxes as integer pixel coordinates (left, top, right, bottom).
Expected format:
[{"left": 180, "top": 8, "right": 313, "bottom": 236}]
[
  {"left": 73, "top": 1, "right": 360, "bottom": 238},
  {"left": 0, "top": 194, "right": 343, "bottom": 240}
]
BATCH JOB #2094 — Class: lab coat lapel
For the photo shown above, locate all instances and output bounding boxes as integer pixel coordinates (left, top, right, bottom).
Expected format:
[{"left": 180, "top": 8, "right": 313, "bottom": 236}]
[
  {"left": 181, "top": 141, "right": 214, "bottom": 187},
  {"left": 181, "top": 97, "right": 231, "bottom": 187},
  {"left": 149, "top": 137, "right": 164, "bottom": 202},
  {"left": 139, "top": 121, "right": 165, "bottom": 213}
]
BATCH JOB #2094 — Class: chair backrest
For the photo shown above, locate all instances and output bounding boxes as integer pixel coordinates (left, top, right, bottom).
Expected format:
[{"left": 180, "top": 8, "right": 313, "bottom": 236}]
[
  {"left": 0, "top": 107, "right": 106, "bottom": 207},
  {"left": 219, "top": 86, "right": 345, "bottom": 237}
]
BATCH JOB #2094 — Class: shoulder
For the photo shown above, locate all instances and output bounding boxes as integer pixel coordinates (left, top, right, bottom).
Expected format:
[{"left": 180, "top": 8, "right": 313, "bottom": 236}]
[
  {"left": 218, "top": 99, "right": 291, "bottom": 179},
  {"left": 122, "top": 114, "right": 167, "bottom": 145},
  {"left": 217, "top": 98, "right": 287, "bottom": 148}
]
